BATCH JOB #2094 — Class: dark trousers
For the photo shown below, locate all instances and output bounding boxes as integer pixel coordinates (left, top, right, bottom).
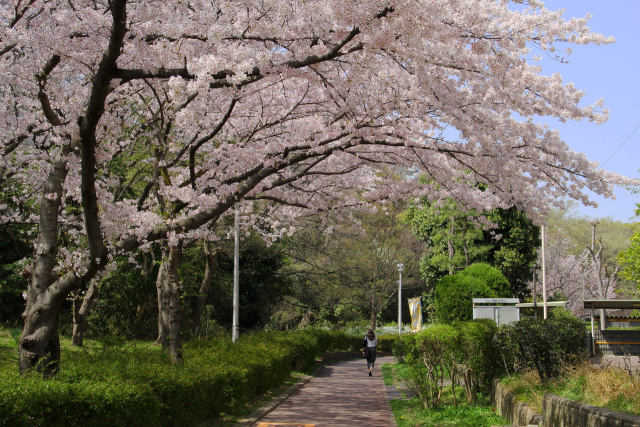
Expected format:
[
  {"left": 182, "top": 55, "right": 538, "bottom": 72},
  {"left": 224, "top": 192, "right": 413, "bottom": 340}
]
[{"left": 365, "top": 348, "right": 376, "bottom": 368}]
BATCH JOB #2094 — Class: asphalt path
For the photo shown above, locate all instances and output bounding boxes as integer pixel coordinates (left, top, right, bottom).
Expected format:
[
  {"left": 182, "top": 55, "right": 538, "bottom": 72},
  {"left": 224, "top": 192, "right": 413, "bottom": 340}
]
[{"left": 255, "top": 356, "right": 396, "bottom": 426}]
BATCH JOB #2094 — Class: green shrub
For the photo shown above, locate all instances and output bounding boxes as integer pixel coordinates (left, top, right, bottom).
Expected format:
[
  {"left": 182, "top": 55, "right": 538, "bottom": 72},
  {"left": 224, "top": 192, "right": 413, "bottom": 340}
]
[
  {"left": 459, "top": 263, "right": 510, "bottom": 297},
  {"left": 376, "top": 334, "right": 397, "bottom": 353},
  {"left": 0, "top": 329, "right": 359, "bottom": 425},
  {"left": 406, "top": 324, "right": 461, "bottom": 408},
  {"left": 454, "top": 319, "right": 499, "bottom": 394},
  {"left": 434, "top": 274, "right": 495, "bottom": 323},
  {"left": 434, "top": 264, "right": 511, "bottom": 324},
  {"left": 494, "top": 308, "right": 586, "bottom": 381},
  {"left": 396, "top": 320, "right": 505, "bottom": 408},
  {"left": 392, "top": 333, "right": 417, "bottom": 362}
]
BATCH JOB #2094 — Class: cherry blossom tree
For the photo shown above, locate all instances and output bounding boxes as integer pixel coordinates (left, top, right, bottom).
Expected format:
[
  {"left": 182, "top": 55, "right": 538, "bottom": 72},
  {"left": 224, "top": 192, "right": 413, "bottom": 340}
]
[
  {"left": 1, "top": 0, "right": 634, "bottom": 374},
  {"left": 530, "top": 225, "right": 617, "bottom": 320},
  {"left": 618, "top": 204, "right": 640, "bottom": 287}
]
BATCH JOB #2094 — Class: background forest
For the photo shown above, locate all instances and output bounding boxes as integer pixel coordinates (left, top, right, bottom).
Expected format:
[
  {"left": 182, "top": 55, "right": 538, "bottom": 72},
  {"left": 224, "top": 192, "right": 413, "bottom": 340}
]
[{"left": 2, "top": 197, "right": 638, "bottom": 340}]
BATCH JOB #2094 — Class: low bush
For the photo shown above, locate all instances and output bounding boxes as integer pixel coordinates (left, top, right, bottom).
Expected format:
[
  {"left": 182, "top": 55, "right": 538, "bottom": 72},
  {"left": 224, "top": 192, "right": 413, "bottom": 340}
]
[
  {"left": 407, "top": 324, "right": 461, "bottom": 408},
  {"left": 376, "top": 333, "right": 397, "bottom": 353},
  {"left": 384, "top": 360, "right": 509, "bottom": 427},
  {"left": 0, "top": 329, "right": 359, "bottom": 425},
  {"left": 392, "top": 333, "right": 417, "bottom": 363},
  {"left": 494, "top": 308, "right": 587, "bottom": 382},
  {"left": 454, "top": 319, "right": 499, "bottom": 394},
  {"left": 398, "top": 319, "right": 504, "bottom": 408}
]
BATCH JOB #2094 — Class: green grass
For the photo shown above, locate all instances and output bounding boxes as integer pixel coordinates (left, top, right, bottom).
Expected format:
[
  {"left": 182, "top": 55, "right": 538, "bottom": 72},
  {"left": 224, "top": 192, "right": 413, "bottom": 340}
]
[
  {"left": 390, "top": 399, "right": 507, "bottom": 427},
  {"left": 0, "top": 327, "right": 157, "bottom": 370},
  {"left": 381, "top": 363, "right": 394, "bottom": 385},
  {"left": 382, "top": 362, "right": 509, "bottom": 427},
  {"left": 501, "top": 362, "right": 640, "bottom": 415}
]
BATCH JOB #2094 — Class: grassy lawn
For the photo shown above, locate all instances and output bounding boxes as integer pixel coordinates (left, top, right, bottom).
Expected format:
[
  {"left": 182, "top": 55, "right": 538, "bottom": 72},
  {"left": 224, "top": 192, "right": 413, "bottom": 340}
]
[
  {"left": 0, "top": 327, "right": 158, "bottom": 370},
  {"left": 382, "top": 362, "right": 509, "bottom": 427},
  {"left": 501, "top": 361, "right": 640, "bottom": 415}
]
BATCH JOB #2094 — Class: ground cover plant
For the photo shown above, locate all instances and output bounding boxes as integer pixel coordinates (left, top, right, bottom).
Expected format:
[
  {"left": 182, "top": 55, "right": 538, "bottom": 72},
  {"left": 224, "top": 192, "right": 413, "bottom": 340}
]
[
  {"left": 382, "top": 361, "right": 508, "bottom": 427},
  {"left": 501, "top": 361, "right": 640, "bottom": 416},
  {"left": 0, "top": 328, "right": 359, "bottom": 426}
]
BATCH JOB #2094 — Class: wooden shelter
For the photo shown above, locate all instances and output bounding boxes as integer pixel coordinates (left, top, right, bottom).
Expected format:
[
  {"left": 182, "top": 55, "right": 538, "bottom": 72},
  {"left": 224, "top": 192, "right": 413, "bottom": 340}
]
[{"left": 584, "top": 300, "right": 640, "bottom": 355}]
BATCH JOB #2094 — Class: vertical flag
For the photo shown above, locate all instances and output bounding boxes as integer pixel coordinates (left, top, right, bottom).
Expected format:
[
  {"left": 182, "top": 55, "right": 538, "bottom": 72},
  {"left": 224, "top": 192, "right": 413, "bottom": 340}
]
[{"left": 408, "top": 297, "right": 422, "bottom": 332}]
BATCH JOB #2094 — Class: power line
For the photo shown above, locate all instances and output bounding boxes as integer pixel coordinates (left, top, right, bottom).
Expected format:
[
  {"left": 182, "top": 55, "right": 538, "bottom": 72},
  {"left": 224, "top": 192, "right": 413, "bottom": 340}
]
[{"left": 601, "top": 121, "right": 640, "bottom": 167}]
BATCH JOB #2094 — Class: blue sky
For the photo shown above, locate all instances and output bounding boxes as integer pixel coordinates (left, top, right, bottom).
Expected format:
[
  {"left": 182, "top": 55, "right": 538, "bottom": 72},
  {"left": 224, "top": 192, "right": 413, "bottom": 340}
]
[{"left": 536, "top": 0, "right": 640, "bottom": 222}]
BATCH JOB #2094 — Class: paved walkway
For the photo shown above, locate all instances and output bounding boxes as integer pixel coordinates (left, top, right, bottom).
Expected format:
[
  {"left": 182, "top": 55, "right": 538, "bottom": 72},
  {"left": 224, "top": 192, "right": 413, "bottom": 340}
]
[
  {"left": 254, "top": 356, "right": 396, "bottom": 427},
  {"left": 590, "top": 354, "right": 640, "bottom": 369}
]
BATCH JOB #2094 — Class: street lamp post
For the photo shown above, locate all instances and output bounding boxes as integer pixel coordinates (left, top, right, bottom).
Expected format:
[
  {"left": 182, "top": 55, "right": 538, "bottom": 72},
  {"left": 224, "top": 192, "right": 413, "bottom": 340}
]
[
  {"left": 541, "top": 224, "right": 547, "bottom": 320},
  {"left": 397, "top": 263, "right": 404, "bottom": 335},
  {"left": 232, "top": 208, "right": 240, "bottom": 343}
]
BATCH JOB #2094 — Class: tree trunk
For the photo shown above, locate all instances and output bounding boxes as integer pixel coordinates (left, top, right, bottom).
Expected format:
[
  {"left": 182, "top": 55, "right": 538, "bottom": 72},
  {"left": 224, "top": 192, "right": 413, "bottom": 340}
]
[
  {"left": 19, "top": 291, "right": 64, "bottom": 377},
  {"left": 155, "top": 260, "right": 167, "bottom": 345},
  {"left": 192, "top": 241, "right": 216, "bottom": 335},
  {"left": 18, "top": 140, "right": 71, "bottom": 376},
  {"left": 157, "top": 242, "right": 184, "bottom": 363},
  {"left": 462, "top": 227, "right": 470, "bottom": 267},
  {"left": 19, "top": 1, "right": 126, "bottom": 375},
  {"left": 71, "top": 280, "right": 99, "bottom": 347},
  {"left": 370, "top": 296, "right": 377, "bottom": 331}
]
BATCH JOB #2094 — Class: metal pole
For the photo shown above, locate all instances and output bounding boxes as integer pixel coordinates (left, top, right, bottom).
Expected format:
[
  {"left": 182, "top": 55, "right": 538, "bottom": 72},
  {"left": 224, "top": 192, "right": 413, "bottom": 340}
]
[
  {"left": 232, "top": 208, "right": 240, "bottom": 343},
  {"left": 397, "top": 263, "right": 404, "bottom": 335},
  {"left": 533, "top": 265, "right": 537, "bottom": 320},
  {"left": 541, "top": 224, "right": 547, "bottom": 319}
]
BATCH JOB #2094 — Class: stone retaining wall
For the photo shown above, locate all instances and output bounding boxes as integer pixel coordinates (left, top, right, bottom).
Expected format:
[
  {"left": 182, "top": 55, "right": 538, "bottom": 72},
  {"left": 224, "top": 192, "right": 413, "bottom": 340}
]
[
  {"left": 492, "top": 379, "right": 542, "bottom": 426},
  {"left": 492, "top": 379, "right": 640, "bottom": 427},
  {"left": 542, "top": 394, "right": 640, "bottom": 427}
]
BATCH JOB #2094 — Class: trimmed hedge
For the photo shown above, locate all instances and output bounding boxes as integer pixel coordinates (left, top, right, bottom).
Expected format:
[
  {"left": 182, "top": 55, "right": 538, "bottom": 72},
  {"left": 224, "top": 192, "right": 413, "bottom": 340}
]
[{"left": 0, "top": 329, "right": 360, "bottom": 426}]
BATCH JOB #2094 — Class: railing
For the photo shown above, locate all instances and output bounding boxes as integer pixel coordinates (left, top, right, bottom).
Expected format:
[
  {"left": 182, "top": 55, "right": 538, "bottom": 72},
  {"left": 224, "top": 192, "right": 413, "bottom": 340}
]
[{"left": 592, "top": 329, "right": 640, "bottom": 355}]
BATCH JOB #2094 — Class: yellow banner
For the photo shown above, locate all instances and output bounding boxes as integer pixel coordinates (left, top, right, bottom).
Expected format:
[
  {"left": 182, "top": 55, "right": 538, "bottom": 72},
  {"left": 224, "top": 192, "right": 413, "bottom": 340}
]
[{"left": 408, "top": 297, "right": 422, "bottom": 332}]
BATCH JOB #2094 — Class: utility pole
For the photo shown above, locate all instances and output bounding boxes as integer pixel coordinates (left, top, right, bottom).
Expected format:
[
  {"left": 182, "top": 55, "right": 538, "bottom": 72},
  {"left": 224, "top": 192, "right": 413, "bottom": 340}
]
[
  {"left": 232, "top": 208, "right": 240, "bottom": 343},
  {"left": 532, "top": 264, "right": 537, "bottom": 320},
  {"left": 397, "top": 263, "right": 404, "bottom": 335},
  {"left": 541, "top": 224, "right": 547, "bottom": 319}
]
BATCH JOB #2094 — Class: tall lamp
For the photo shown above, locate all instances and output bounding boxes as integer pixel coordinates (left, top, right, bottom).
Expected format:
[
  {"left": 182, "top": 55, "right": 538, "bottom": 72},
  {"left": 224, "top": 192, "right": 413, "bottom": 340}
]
[{"left": 397, "top": 263, "right": 404, "bottom": 335}]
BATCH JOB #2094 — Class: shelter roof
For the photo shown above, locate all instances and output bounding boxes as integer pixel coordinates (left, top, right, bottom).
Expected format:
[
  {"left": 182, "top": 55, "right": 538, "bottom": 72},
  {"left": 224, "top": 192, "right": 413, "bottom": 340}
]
[
  {"left": 516, "top": 301, "right": 567, "bottom": 308},
  {"left": 583, "top": 299, "right": 640, "bottom": 310}
]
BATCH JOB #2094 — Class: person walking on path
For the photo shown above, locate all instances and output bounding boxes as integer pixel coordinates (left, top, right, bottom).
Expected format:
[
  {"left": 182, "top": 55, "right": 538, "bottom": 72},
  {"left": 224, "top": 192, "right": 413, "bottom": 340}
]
[
  {"left": 253, "top": 356, "right": 396, "bottom": 426},
  {"left": 362, "top": 329, "right": 377, "bottom": 376}
]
